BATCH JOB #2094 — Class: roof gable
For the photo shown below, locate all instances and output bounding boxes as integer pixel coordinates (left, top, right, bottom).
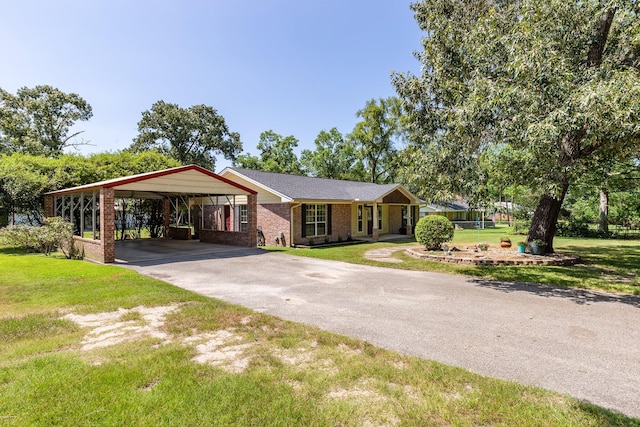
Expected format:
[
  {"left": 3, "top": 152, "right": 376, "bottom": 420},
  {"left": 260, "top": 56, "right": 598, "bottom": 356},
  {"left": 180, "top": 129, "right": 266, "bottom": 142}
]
[{"left": 48, "top": 165, "right": 256, "bottom": 198}]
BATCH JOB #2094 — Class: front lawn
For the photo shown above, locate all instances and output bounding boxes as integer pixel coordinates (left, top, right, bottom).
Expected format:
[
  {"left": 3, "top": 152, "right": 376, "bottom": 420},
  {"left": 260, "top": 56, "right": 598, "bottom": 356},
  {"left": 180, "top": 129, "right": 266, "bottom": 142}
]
[
  {"left": 0, "top": 247, "right": 637, "bottom": 425},
  {"left": 268, "top": 227, "right": 640, "bottom": 295}
]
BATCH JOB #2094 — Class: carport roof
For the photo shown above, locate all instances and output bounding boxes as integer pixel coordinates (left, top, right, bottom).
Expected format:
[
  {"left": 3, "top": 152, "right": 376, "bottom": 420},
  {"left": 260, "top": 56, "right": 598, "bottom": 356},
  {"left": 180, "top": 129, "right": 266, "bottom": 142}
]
[{"left": 47, "top": 164, "right": 257, "bottom": 199}]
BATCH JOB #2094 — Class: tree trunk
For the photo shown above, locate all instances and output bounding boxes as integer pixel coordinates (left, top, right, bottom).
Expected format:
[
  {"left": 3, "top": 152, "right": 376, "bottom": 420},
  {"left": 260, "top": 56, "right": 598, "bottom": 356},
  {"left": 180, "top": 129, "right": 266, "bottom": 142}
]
[
  {"left": 598, "top": 188, "right": 609, "bottom": 233},
  {"left": 527, "top": 180, "right": 569, "bottom": 254}
]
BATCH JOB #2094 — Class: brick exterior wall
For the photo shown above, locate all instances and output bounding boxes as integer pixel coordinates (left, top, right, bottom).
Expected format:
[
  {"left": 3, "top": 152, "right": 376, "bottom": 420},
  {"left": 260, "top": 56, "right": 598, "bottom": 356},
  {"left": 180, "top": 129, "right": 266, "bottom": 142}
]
[
  {"left": 203, "top": 205, "right": 223, "bottom": 230},
  {"left": 200, "top": 229, "right": 252, "bottom": 246},
  {"left": 257, "top": 203, "right": 291, "bottom": 246},
  {"left": 292, "top": 205, "right": 303, "bottom": 245},
  {"left": 73, "top": 237, "right": 105, "bottom": 263},
  {"left": 387, "top": 205, "right": 404, "bottom": 235},
  {"left": 331, "top": 204, "right": 351, "bottom": 242}
]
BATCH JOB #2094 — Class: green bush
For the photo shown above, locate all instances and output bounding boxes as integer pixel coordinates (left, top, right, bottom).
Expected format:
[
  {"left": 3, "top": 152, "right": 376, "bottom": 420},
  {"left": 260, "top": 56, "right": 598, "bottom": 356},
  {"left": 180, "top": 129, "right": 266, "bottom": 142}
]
[
  {"left": 415, "top": 215, "right": 454, "bottom": 250},
  {"left": 0, "top": 217, "right": 81, "bottom": 258}
]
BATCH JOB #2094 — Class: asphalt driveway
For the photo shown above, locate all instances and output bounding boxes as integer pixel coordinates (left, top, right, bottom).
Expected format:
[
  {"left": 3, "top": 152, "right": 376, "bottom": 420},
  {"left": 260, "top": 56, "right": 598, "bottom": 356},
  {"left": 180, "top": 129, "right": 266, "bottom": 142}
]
[{"left": 124, "top": 249, "right": 640, "bottom": 418}]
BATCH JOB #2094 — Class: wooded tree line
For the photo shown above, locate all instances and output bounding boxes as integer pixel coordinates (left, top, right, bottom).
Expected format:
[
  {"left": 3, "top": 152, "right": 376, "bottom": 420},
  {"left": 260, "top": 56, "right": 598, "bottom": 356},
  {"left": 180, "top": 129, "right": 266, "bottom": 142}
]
[{"left": 2, "top": 0, "right": 639, "bottom": 252}]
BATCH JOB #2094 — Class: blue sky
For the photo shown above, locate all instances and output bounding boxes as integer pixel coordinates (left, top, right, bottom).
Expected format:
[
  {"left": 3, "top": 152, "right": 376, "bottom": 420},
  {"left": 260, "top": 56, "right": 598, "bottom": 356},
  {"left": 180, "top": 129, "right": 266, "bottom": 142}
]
[{"left": 1, "top": 1, "right": 423, "bottom": 171}]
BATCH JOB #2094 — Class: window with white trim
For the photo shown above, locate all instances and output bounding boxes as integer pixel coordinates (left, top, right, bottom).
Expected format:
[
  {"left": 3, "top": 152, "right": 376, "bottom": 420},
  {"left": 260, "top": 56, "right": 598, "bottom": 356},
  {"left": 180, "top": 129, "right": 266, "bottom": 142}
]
[
  {"left": 357, "top": 204, "right": 364, "bottom": 233},
  {"left": 378, "top": 205, "right": 383, "bottom": 230},
  {"left": 239, "top": 205, "right": 248, "bottom": 232},
  {"left": 305, "top": 204, "right": 327, "bottom": 236}
]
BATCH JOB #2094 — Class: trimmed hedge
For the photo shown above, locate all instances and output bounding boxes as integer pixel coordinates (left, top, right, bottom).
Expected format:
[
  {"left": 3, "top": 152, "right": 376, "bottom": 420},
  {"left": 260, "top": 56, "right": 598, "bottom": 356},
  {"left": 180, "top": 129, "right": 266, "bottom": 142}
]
[{"left": 415, "top": 215, "right": 454, "bottom": 250}]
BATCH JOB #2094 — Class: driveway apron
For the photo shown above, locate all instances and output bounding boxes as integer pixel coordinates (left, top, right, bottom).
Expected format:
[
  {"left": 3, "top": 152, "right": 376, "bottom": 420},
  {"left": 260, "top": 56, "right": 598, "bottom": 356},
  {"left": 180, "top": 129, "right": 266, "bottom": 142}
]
[{"left": 125, "top": 250, "right": 640, "bottom": 418}]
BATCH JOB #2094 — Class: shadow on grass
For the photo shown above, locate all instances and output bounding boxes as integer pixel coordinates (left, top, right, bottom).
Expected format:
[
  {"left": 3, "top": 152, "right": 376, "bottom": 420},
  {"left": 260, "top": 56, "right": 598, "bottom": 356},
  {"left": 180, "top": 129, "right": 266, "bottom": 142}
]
[
  {"left": 577, "top": 401, "right": 640, "bottom": 426},
  {"left": 469, "top": 277, "right": 640, "bottom": 309},
  {"left": 562, "top": 244, "right": 640, "bottom": 271},
  {"left": 0, "top": 246, "right": 29, "bottom": 256}
]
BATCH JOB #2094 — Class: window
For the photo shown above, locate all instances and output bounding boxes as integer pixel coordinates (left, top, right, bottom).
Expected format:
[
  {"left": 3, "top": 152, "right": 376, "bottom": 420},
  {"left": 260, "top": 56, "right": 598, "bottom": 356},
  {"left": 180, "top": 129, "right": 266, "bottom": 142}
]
[
  {"left": 378, "top": 205, "right": 383, "bottom": 230},
  {"left": 357, "top": 204, "right": 364, "bottom": 233},
  {"left": 238, "top": 205, "right": 248, "bottom": 232},
  {"left": 401, "top": 205, "right": 408, "bottom": 227},
  {"left": 305, "top": 204, "right": 327, "bottom": 236}
]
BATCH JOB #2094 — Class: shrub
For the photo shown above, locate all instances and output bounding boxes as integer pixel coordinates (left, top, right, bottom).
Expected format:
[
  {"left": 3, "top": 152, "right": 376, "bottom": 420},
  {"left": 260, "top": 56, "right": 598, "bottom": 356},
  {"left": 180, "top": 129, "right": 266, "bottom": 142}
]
[
  {"left": 415, "top": 215, "right": 454, "bottom": 250},
  {"left": 0, "top": 217, "right": 81, "bottom": 258}
]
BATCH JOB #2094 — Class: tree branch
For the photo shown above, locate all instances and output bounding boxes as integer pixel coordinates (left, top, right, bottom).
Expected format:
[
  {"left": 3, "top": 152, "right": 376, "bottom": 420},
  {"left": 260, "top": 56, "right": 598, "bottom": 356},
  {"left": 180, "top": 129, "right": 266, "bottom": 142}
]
[{"left": 587, "top": 8, "right": 616, "bottom": 68}]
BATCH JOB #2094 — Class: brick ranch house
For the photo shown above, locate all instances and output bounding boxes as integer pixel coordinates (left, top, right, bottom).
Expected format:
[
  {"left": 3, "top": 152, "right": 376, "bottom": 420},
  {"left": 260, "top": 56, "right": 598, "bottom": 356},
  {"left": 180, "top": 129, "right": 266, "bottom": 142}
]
[{"left": 219, "top": 168, "right": 421, "bottom": 247}]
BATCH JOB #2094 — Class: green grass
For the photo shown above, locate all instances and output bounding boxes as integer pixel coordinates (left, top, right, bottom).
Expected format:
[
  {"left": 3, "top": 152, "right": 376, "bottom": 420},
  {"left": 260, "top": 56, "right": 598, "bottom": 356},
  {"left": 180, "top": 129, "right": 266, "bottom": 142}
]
[
  {"left": 267, "top": 227, "right": 640, "bottom": 295},
  {"left": 0, "top": 247, "right": 638, "bottom": 425}
]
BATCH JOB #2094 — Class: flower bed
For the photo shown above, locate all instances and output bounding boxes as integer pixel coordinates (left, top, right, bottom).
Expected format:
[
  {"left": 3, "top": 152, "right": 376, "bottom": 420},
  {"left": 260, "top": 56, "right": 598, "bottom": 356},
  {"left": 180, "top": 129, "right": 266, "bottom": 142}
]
[{"left": 406, "top": 247, "right": 580, "bottom": 266}]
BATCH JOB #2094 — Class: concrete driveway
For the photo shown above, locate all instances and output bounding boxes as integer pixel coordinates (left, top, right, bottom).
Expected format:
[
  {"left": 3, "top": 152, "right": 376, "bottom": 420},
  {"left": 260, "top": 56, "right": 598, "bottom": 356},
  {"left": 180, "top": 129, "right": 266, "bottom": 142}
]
[{"left": 124, "top": 249, "right": 640, "bottom": 418}]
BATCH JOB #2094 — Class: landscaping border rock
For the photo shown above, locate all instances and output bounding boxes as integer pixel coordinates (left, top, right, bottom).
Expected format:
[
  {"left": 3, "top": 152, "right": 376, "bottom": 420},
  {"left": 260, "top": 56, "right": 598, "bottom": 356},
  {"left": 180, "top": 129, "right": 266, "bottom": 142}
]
[{"left": 406, "top": 247, "right": 580, "bottom": 266}]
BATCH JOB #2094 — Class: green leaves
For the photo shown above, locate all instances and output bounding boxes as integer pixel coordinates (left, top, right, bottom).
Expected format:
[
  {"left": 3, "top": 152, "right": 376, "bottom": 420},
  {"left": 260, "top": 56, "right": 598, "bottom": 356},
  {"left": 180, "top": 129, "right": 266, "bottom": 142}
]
[
  {"left": 300, "top": 127, "right": 364, "bottom": 180},
  {"left": 131, "top": 100, "right": 242, "bottom": 170},
  {"left": 0, "top": 85, "right": 92, "bottom": 156},
  {"left": 234, "top": 130, "right": 304, "bottom": 175}
]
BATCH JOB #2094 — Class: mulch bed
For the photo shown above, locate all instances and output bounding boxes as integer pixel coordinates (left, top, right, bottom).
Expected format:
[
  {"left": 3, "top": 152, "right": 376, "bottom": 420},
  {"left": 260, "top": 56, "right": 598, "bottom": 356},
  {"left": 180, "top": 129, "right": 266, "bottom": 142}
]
[{"left": 406, "top": 247, "right": 580, "bottom": 266}]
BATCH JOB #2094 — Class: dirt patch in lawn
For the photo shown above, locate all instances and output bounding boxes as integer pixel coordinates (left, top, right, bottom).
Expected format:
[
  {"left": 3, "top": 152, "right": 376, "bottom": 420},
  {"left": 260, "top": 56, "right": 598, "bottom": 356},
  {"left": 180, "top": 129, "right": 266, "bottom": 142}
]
[{"left": 62, "top": 306, "right": 350, "bottom": 374}]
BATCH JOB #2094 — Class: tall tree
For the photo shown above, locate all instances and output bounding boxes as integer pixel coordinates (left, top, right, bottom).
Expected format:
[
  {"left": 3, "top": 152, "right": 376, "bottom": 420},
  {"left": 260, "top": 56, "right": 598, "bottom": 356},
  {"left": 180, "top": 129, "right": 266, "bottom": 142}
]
[
  {"left": 394, "top": 0, "right": 640, "bottom": 253},
  {"left": 130, "top": 100, "right": 241, "bottom": 170},
  {"left": 234, "top": 130, "right": 304, "bottom": 175},
  {"left": 0, "top": 85, "right": 92, "bottom": 156},
  {"left": 300, "top": 128, "right": 364, "bottom": 180},
  {"left": 348, "top": 97, "right": 404, "bottom": 184}
]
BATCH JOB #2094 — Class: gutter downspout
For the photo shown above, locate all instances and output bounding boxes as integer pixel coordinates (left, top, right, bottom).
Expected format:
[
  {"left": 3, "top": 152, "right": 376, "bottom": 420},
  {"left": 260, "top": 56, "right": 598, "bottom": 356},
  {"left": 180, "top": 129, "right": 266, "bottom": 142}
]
[{"left": 290, "top": 203, "right": 302, "bottom": 247}]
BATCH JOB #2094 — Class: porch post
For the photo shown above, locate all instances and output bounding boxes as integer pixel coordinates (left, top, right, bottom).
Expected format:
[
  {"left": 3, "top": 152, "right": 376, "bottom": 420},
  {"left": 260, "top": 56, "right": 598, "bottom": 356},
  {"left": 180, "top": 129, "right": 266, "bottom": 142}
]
[
  {"left": 372, "top": 202, "right": 379, "bottom": 241},
  {"left": 406, "top": 205, "right": 413, "bottom": 235}
]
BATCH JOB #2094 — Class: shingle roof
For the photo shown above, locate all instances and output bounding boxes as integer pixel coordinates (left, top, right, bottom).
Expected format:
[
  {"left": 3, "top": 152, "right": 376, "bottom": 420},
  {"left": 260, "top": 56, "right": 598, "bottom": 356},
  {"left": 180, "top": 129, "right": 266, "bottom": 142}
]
[{"left": 225, "top": 168, "right": 414, "bottom": 202}]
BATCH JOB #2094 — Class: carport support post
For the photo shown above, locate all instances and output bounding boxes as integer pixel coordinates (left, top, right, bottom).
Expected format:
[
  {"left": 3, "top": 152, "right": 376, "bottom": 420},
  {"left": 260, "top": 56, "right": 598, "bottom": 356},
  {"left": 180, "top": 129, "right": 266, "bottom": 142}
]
[
  {"left": 101, "top": 187, "right": 115, "bottom": 263},
  {"left": 163, "top": 197, "right": 170, "bottom": 239},
  {"left": 248, "top": 193, "right": 257, "bottom": 246}
]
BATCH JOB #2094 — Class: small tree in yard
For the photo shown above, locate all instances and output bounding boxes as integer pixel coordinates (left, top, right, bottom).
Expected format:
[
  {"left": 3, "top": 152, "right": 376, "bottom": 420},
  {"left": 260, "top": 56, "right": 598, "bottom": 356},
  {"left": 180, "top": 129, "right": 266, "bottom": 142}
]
[{"left": 415, "top": 215, "right": 454, "bottom": 251}]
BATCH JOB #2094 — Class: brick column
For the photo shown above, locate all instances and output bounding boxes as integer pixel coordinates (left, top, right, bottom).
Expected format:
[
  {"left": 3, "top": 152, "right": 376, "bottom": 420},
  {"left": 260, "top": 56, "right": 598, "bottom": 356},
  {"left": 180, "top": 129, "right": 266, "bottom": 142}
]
[
  {"left": 44, "top": 195, "right": 54, "bottom": 218},
  {"left": 100, "top": 187, "right": 115, "bottom": 263},
  {"left": 163, "top": 197, "right": 170, "bottom": 239},
  {"left": 247, "top": 193, "right": 257, "bottom": 247}
]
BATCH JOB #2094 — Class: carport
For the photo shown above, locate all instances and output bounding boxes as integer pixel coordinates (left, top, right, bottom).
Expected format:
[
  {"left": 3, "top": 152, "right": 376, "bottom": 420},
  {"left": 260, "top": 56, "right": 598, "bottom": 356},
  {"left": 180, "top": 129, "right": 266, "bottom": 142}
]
[{"left": 45, "top": 165, "right": 257, "bottom": 263}]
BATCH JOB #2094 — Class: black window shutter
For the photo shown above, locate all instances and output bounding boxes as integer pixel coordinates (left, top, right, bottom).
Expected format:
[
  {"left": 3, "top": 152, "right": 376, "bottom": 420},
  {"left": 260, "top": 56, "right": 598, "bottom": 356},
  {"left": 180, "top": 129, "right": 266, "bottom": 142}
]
[
  {"left": 327, "top": 204, "right": 332, "bottom": 235},
  {"left": 301, "top": 204, "right": 307, "bottom": 237}
]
